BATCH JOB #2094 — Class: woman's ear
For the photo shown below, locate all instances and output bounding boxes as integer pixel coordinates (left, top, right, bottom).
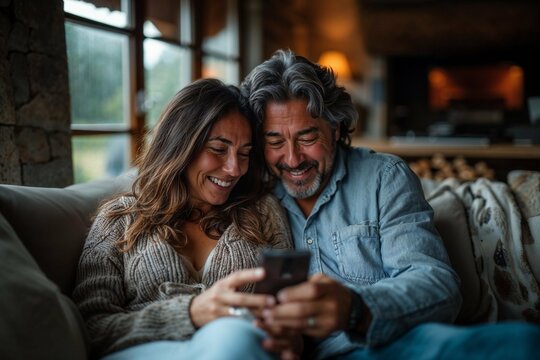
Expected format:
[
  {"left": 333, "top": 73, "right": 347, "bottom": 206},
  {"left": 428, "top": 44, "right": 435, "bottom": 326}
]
[{"left": 334, "top": 125, "right": 340, "bottom": 141}]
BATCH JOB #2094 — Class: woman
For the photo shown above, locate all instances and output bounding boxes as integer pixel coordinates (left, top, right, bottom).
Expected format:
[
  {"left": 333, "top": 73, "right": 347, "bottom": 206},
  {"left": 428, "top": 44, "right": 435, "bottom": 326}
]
[{"left": 73, "top": 79, "right": 293, "bottom": 359}]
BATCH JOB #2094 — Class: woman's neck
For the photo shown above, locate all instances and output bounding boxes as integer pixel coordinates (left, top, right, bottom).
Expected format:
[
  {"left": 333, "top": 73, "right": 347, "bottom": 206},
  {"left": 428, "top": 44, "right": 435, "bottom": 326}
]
[{"left": 180, "top": 221, "right": 217, "bottom": 271}]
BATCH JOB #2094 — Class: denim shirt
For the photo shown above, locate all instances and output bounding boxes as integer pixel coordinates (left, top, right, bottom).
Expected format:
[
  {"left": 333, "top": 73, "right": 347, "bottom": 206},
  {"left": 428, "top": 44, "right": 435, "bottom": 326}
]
[{"left": 273, "top": 146, "right": 461, "bottom": 356}]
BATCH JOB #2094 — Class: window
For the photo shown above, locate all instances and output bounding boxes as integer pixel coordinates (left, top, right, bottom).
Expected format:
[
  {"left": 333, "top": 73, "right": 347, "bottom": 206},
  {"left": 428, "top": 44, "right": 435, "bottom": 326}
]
[
  {"left": 144, "top": 0, "right": 193, "bottom": 128},
  {"left": 64, "top": 0, "right": 242, "bottom": 183},
  {"left": 201, "top": 0, "right": 240, "bottom": 84}
]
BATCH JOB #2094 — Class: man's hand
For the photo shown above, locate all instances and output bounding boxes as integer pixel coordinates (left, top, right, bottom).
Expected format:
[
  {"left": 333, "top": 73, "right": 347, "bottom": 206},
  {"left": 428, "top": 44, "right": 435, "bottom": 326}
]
[
  {"left": 254, "top": 319, "right": 303, "bottom": 360},
  {"left": 261, "top": 273, "right": 353, "bottom": 338}
]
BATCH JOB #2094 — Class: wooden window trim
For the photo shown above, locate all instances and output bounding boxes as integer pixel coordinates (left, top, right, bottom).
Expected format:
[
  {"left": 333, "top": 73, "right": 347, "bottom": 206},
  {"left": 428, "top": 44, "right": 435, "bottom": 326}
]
[{"left": 66, "top": 0, "right": 245, "bottom": 172}]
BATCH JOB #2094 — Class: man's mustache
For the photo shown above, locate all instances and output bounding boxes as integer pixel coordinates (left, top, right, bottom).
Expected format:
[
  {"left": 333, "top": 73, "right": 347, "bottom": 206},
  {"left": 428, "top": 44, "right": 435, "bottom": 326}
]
[{"left": 276, "top": 160, "right": 318, "bottom": 172}]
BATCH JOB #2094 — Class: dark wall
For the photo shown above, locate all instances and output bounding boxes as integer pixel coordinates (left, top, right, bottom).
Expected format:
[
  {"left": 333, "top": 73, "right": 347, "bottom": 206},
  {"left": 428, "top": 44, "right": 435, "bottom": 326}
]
[{"left": 359, "top": 0, "right": 540, "bottom": 56}]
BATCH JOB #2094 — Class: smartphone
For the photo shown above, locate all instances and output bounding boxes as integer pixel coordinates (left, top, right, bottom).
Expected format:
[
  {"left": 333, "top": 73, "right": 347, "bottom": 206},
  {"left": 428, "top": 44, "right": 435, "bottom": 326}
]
[{"left": 254, "top": 249, "right": 311, "bottom": 295}]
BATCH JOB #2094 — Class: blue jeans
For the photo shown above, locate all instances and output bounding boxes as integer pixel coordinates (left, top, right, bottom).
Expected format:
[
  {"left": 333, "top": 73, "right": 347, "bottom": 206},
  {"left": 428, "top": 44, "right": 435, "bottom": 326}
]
[
  {"left": 102, "top": 317, "right": 275, "bottom": 360},
  {"left": 331, "top": 322, "right": 540, "bottom": 360}
]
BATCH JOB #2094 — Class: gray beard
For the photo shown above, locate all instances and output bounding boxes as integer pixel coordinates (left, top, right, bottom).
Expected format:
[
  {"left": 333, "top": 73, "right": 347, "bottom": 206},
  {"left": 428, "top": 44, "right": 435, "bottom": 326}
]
[
  {"left": 276, "top": 139, "right": 337, "bottom": 200},
  {"left": 281, "top": 172, "right": 323, "bottom": 200}
]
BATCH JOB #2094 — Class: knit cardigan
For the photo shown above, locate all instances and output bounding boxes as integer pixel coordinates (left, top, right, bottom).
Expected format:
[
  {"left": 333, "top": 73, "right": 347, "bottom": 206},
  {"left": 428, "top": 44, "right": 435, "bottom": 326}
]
[{"left": 72, "top": 194, "right": 292, "bottom": 356}]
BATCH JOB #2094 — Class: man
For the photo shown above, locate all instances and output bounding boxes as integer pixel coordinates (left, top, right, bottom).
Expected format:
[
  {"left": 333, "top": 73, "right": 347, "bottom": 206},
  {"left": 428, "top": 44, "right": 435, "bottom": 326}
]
[{"left": 241, "top": 50, "right": 540, "bottom": 359}]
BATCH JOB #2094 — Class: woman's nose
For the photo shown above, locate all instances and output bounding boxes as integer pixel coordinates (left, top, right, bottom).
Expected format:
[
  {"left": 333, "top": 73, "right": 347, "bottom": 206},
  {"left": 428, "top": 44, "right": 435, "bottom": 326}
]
[{"left": 223, "top": 154, "right": 242, "bottom": 177}]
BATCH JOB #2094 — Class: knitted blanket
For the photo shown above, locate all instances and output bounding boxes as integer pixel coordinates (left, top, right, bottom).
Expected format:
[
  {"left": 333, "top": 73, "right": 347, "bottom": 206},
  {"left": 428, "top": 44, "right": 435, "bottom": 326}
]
[{"left": 428, "top": 177, "right": 540, "bottom": 323}]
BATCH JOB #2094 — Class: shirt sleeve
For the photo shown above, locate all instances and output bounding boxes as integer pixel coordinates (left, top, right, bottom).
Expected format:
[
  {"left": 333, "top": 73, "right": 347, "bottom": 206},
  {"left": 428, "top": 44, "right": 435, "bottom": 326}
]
[
  {"left": 348, "top": 159, "right": 462, "bottom": 347},
  {"left": 72, "top": 201, "right": 198, "bottom": 357}
]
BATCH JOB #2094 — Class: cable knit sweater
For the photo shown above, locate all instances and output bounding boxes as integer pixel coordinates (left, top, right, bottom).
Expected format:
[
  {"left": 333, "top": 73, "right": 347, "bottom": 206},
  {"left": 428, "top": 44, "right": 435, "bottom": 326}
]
[{"left": 72, "top": 194, "right": 291, "bottom": 357}]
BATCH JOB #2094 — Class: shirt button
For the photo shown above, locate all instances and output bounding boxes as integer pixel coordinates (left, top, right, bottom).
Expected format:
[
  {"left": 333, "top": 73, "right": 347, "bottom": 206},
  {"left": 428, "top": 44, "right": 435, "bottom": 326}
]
[{"left": 307, "top": 238, "right": 314, "bottom": 245}]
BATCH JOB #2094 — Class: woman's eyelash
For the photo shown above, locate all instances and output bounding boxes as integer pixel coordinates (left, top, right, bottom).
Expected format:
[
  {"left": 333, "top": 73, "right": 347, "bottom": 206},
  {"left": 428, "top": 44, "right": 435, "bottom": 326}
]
[
  {"left": 209, "top": 147, "right": 226, "bottom": 153},
  {"left": 209, "top": 147, "right": 250, "bottom": 158}
]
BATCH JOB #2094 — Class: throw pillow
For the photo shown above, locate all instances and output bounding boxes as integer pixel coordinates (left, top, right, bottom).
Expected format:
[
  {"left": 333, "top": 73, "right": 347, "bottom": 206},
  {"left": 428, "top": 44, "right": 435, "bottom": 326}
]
[
  {"left": 427, "top": 184, "right": 495, "bottom": 323},
  {"left": 0, "top": 212, "right": 88, "bottom": 359},
  {"left": 508, "top": 170, "right": 540, "bottom": 283}
]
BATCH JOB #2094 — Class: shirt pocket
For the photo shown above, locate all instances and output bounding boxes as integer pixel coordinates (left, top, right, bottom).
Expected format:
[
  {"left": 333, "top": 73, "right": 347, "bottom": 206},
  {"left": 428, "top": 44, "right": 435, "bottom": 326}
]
[{"left": 332, "top": 224, "right": 385, "bottom": 284}]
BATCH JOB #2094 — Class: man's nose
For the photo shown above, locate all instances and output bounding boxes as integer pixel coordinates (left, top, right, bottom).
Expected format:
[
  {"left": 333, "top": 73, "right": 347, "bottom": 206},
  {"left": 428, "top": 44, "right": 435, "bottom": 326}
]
[
  {"left": 223, "top": 153, "right": 242, "bottom": 177},
  {"left": 284, "top": 143, "right": 303, "bottom": 169}
]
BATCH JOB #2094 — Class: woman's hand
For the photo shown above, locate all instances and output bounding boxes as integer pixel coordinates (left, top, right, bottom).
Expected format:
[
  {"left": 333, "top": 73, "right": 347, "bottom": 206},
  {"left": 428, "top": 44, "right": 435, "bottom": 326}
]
[{"left": 189, "top": 267, "right": 275, "bottom": 328}]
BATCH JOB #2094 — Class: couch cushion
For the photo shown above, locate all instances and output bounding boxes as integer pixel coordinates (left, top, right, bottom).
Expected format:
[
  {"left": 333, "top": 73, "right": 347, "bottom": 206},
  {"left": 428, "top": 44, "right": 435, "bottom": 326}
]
[
  {"left": 508, "top": 170, "right": 540, "bottom": 283},
  {"left": 0, "top": 212, "right": 88, "bottom": 359},
  {"left": 427, "top": 184, "right": 494, "bottom": 323},
  {"left": 0, "top": 171, "right": 135, "bottom": 294}
]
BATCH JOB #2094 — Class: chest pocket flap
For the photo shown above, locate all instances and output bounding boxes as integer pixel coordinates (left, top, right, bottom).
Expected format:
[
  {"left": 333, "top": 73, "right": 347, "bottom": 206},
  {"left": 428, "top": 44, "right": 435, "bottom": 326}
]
[{"left": 332, "top": 223, "right": 385, "bottom": 284}]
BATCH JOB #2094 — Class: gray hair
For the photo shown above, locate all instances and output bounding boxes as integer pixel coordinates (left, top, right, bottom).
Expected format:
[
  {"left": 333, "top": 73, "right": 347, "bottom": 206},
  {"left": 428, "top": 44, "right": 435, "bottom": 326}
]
[{"left": 241, "top": 49, "right": 358, "bottom": 148}]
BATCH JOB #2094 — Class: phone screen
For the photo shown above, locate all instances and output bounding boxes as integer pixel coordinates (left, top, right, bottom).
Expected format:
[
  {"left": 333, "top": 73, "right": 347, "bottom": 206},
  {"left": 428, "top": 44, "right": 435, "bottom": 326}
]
[{"left": 254, "top": 249, "right": 311, "bottom": 295}]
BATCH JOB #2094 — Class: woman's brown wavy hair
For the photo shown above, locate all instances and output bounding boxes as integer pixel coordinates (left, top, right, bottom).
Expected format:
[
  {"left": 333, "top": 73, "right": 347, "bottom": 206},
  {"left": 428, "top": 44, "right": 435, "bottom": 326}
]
[{"left": 104, "top": 79, "right": 268, "bottom": 252}]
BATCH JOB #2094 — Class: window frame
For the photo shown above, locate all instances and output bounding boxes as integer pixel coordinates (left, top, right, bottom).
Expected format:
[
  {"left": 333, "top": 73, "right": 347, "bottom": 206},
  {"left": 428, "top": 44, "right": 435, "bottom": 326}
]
[{"left": 65, "top": 0, "right": 245, "bottom": 178}]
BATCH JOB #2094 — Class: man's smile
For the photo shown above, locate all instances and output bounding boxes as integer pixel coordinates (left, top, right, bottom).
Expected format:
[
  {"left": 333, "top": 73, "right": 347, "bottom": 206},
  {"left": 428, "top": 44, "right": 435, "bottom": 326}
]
[{"left": 276, "top": 161, "right": 318, "bottom": 183}]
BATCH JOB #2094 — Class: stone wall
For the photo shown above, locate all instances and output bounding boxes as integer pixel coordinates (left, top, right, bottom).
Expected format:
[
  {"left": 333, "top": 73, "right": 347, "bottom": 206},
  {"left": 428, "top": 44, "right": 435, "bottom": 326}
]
[{"left": 0, "top": 0, "right": 72, "bottom": 186}]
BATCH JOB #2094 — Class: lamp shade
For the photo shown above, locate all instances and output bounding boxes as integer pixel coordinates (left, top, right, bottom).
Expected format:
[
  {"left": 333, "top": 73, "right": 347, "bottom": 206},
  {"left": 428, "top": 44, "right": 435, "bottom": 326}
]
[{"left": 318, "top": 51, "right": 351, "bottom": 80}]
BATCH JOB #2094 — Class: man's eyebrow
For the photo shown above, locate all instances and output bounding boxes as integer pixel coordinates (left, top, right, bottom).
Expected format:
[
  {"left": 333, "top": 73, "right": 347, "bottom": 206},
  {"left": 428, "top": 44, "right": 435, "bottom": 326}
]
[
  {"left": 208, "top": 136, "right": 252, "bottom": 147},
  {"left": 297, "top": 127, "right": 318, "bottom": 136},
  {"left": 264, "top": 130, "right": 281, "bottom": 137},
  {"left": 264, "top": 127, "right": 319, "bottom": 138}
]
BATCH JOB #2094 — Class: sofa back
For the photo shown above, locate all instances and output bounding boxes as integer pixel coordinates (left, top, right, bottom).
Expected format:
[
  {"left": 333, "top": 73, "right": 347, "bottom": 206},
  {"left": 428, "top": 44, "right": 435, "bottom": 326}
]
[{"left": 0, "top": 171, "right": 135, "bottom": 294}]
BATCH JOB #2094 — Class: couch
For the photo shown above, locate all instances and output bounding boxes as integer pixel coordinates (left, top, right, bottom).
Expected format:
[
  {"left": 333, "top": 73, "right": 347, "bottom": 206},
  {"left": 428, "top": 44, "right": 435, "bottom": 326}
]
[
  {"left": 1, "top": 169, "right": 538, "bottom": 359},
  {"left": 0, "top": 171, "right": 135, "bottom": 360}
]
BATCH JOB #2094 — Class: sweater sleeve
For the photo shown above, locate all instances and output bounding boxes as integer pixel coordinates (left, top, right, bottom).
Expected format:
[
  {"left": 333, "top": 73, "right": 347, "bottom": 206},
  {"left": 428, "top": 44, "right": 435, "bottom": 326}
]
[
  {"left": 72, "top": 199, "right": 198, "bottom": 357},
  {"left": 258, "top": 194, "right": 293, "bottom": 250}
]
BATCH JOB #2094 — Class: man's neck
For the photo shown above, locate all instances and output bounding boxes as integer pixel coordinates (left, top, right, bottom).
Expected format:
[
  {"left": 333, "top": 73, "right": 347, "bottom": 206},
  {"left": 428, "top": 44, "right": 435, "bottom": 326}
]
[{"left": 295, "top": 197, "right": 317, "bottom": 218}]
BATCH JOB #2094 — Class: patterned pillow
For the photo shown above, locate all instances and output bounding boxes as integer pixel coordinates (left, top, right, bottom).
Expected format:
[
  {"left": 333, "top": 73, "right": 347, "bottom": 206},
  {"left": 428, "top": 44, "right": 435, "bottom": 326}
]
[
  {"left": 454, "top": 178, "right": 540, "bottom": 322},
  {"left": 427, "top": 183, "right": 495, "bottom": 323},
  {"left": 508, "top": 170, "right": 540, "bottom": 283}
]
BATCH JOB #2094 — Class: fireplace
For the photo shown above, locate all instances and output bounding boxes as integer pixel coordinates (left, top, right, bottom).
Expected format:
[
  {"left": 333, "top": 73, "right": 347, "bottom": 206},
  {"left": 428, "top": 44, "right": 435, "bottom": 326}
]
[
  {"left": 358, "top": 0, "right": 540, "bottom": 144},
  {"left": 386, "top": 53, "right": 540, "bottom": 143}
]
